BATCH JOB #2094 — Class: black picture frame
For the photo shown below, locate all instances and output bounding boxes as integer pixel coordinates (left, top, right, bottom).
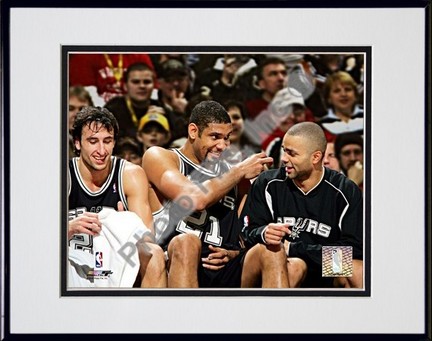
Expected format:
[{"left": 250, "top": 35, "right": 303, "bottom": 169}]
[{"left": 1, "top": 0, "right": 430, "bottom": 340}]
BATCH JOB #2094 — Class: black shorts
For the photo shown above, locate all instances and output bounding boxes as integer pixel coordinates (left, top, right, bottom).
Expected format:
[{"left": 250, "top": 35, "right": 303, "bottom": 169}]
[
  {"left": 300, "top": 263, "right": 334, "bottom": 288},
  {"left": 198, "top": 249, "right": 247, "bottom": 288}
]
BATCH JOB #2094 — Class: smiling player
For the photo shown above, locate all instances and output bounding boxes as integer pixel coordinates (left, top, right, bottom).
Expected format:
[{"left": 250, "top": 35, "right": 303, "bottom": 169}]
[
  {"left": 68, "top": 106, "right": 166, "bottom": 288},
  {"left": 240, "top": 121, "right": 363, "bottom": 288},
  {"left": 143, "top": 100, "right": 288, "bottom": 288}
]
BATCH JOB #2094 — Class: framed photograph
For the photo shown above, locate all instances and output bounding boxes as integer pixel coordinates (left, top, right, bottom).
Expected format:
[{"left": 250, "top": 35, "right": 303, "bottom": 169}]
[
  {"left": 2, "top": 1, "right": 430, "bottom": 339},
  {"left": 62, "top": 46, "right": 371, "bottom": 297}
]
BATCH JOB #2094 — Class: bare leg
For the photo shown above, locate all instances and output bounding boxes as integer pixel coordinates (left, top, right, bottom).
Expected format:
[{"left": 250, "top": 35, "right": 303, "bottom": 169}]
[
  {"left": 137, "top": 241, "right": 167, "bottom": 288},
  {"left": 167, "top": 234, "right": 201, "bottom": 288},
  {"left": 287, "top": 257, "right": 307, "bottom": 288},
  {"left": 241, "top": 243, "right": 289, "bottom": 288}
]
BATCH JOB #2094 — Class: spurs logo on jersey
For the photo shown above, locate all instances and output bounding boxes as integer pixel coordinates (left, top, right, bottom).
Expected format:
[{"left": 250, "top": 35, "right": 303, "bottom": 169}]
[{"left": 277, "top": 216, "right": 331, "bottom": 239}]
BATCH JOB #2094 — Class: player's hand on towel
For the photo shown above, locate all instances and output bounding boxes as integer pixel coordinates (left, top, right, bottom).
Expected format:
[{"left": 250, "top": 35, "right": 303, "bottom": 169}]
[{"left": 68, "top": 212, "right": 102, "bottom": 239}]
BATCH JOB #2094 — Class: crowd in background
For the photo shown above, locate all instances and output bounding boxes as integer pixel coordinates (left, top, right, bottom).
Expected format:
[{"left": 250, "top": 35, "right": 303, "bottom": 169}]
[{"left": 68, "top": 52, "right": 365, "bottom": 189}]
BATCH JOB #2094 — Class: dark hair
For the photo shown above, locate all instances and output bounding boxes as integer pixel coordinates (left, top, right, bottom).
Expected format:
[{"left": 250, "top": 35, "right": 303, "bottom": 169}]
[
  {"left": 72, "top": 106, "right": 119, "bottom": 155},
  {"left": 256, "top": 56, "right": 286, "bottom": 81},
  {"left": 222, "top": 99, "right": 247, "bottom": 120},
  {"left": 158, "top": 58, "right": 189, "bottom": 80},
  {"left": 189, "top": 100, "right": 231, "bottom": 136},
  {"left": 114, "top": 136, "right": 143, "bottom": 156},
  {"left": 124, "top": 62, "right": 154, "bottom": 82},
  {"left": 334, "top": 132, "right": 363, "bottom": 159}
]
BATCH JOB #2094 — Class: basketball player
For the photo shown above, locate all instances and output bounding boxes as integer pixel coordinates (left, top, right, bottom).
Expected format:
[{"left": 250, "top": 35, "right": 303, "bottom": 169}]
[
  {"left": 143, "top": 100, "right": 289, "bottom": 288},
  {"left": 240, "top": 122, "right": 363, "bottom": 288},
  {"left": 68, "top": 106, "right": 166, "bottom": 287}
]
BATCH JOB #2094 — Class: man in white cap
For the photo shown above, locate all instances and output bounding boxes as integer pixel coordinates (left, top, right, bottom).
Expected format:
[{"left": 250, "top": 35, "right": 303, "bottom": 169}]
[{"left": 261, "top": 87, "right": 314, "bottom": 169}]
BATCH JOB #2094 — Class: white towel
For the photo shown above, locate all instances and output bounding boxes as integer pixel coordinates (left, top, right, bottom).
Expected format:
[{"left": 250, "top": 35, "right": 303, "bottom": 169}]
[{"left": 67, "top": 208, "right": 151, "bottom": 288}]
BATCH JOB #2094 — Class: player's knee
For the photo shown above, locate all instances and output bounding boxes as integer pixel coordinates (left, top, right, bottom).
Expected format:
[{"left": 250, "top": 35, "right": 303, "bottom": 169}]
[
  {"left": 287, "top": 257, "right": 307, "bottom": 287},
  {"left": 333, "top": 259, "right": 363, "bottom": 288},
  {"left": 148, "top": 244, "right": 166, "bottom": 268},
  {"left": 350, "top": 259, "right": 363, "bottom": 288},
  {"left": 257, "top": 243, "right": 286, "bottom": 265},
  {"left": 169, "top": 234, "right": 201, "bottom": 262}
]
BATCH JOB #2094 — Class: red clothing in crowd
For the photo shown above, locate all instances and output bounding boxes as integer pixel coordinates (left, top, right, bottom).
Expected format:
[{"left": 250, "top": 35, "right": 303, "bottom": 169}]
[{"left": 69, "top": 53, "right": 155, "bottom": 103}]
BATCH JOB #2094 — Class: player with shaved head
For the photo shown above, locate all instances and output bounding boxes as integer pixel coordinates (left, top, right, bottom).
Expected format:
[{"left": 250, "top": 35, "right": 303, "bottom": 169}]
[{"left": 240, "top": 122, "right": 363, "bottom": 288}]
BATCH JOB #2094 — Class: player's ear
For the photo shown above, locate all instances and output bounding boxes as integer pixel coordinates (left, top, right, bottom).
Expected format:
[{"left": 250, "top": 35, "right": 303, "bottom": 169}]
[
  {"left": 74, "top": 138, "right": 81, "bottom": 152},
  {"left": 188, "top": 123, "right": 199, "bottom": 140},
  {"left": 312, "top": 150, "right": 323, "bottom": 165}
]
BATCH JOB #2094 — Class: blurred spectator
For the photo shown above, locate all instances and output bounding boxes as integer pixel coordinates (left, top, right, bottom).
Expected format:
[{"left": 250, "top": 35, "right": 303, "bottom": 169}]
[
  {"left": 283, "top": 55, "right": 328, "bottom": 118},
  {"left": 136, "top": 110, "right": 171, "bottom": 153},
  {"left": 104, "top": 62, "right": 162, "bottom": 139},
  {"left": 260, "top": 87, "right": 312, "bottom": 169},
  {"left": 68, "top": 86, "right": 94, "bottom": 159},
  {"left": 342, "top": 54, "right": 364, "bottom": 87},
  {"left": 183, "top": 90, "right": 214, "bottom": 122},
  {"left": 69, "top": 53, "right": 154, "bottom": 104},
  {"left": 152, "top": 53, "right": 199, "bottom": 73},
  {"left": 193, "top": 54, "right": 256, "bottom": 103},
  {"left": 319, "top": 71, "right": 364, "bottom": 141},
  {"left": 334, "top": 132, "right": 364, "bottom": 191},
  {"left": 323, "top": 141, "right": 341, "bottom": 172},
  {"left": 156, "top": 58, "right": 192, "bottom": 143},
  {"left": 244, "top": 56, "right": 288, "bottom": 119},
  {"left": 222, "top": 100, "right": 260, "bottom": 166},
  {"left": 114, "top": 136, "right": 143, "bottom": 166},
  {"left": 305, "top": 54, "right": 345, "bottom": 80},
  {"left": 157, "top": 58, "right": 192, "bottom": 113}
]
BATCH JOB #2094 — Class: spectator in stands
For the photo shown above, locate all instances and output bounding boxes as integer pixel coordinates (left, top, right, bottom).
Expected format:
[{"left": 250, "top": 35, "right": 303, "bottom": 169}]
[
  {"left": 104, "top": 62, "right": 163, "bottom": 139},
  {"left": 156, "top": 58, "right": 192, "bottom": 143},
  {"left": 319, "top": 71, "right": 364, "bottom": 141},
  {"left": 222, "top": 100, "right": 261, "bottom": 166},
  {"left": 260, "top": 88, "right": 313, "bottom": 169},
  {"left": 334, "top": 132, "right": 364, "bottom": 191},
  {"left": 136, "top": 109, "right": 171, "bottom": 154},
  {"left": 68, "top": 86, "right": 94, "bottom": 159},
  {"left": 323, "top": 141, "right": 341, "bottom": 172},
  {"left": 69, "top": 53, "right": 155, "bottom": 104},
  {"left": 193, "top": 54, "right": 256, "bottom": 104},
  {"left": 244, "top": 56, "right": 288, "bottom": 120},
  {"left": 114, "top": 136, "right": 144, "bottom": 166}
]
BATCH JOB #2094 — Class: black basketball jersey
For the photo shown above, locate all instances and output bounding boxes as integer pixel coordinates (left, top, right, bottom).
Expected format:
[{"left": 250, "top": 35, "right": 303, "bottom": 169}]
[
  {"left": 241, "top": 166, "right": 363, "bottom": 268},
  {"left": 153, "top": 149, "right": 242, "bottom": 257},
  {"left": 68, "top": 156, "right": 128, "bottom": 253}
]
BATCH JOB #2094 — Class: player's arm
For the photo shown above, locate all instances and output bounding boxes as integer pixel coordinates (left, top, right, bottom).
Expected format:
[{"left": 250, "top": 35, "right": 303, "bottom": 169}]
[
  {"left": 239, "top": 174, "right": 288, "bottom": 247},
  {"left": 335, "top": 186, "right": 363, "bottom": 259},
  {"left": 143, "top": 146, "right": 272, "bottom": 212},
  {"left": 122, "top": 162, "right": 154, "bottom": 234}
]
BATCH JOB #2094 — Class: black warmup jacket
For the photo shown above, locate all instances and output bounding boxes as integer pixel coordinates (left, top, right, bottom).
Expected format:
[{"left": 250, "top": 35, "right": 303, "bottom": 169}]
[{"left": 240, "top": 166, "right": 363, "bottom": 269}]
